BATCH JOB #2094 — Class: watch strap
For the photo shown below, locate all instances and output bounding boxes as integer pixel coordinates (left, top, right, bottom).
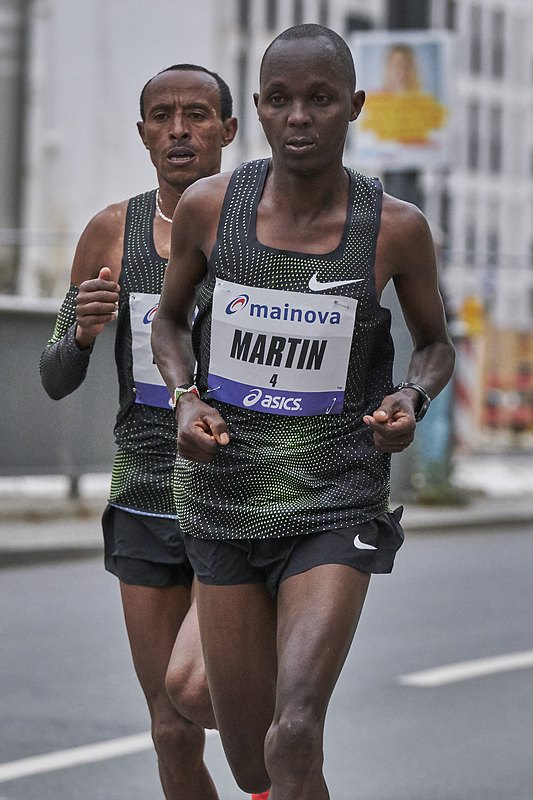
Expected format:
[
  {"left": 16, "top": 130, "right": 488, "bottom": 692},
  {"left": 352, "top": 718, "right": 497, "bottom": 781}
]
[
  {"left": 170, "top": 383, "right": 200, "bottom": 409},
  {"left": 393, "top": 382, "right": 431, "bottom": 422}
]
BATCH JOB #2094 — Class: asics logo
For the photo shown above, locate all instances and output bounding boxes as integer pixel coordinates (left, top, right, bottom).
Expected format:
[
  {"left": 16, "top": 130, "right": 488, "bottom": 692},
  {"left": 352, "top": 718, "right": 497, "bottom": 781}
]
[
  {"left": 243, "top": 388, "right": 262, "bottom": 407},
  {"left": 353, "top": 533, "right": 377, "bottom": 551},
  {"left": 243, "top": 387, "right": 302, "bottom": 412},
  {"left": 308, "top": 272, "right": 364, "bottom": 292}
]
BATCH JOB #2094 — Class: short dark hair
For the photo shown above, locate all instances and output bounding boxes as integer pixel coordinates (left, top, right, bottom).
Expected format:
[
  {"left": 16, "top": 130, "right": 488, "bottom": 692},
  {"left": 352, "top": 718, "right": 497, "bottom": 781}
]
[
  {"left": 139, "top": 64, "right": 233, "bottom": 121},
  {"left": 260, "top": 24, "right": 356, "bottom": 91}
]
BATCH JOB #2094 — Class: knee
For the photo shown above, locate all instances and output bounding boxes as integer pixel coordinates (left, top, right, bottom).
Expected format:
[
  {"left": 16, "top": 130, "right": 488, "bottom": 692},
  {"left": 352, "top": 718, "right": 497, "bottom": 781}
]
[
  {"left": 150, "top": 706, "right": 204, "bottom": 760},
  {"left": 264, "top": 711, "right": 322, "bottom": 780},
  {"left": 165, "top": 663, "right": 216, "bottom": 730}
]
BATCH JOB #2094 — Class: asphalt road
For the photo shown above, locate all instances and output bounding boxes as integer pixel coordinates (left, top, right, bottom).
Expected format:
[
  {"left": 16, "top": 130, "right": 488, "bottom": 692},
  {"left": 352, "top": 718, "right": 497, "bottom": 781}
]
[{"left": 1, "top": 524, "right": 532, "bottom": 800}]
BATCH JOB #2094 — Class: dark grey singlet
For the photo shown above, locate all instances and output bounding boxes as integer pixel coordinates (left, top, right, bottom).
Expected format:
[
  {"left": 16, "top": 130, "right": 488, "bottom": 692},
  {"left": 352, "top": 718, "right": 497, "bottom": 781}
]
[{"left": 177, "top": 159, "right": 395, "bottom": 540}]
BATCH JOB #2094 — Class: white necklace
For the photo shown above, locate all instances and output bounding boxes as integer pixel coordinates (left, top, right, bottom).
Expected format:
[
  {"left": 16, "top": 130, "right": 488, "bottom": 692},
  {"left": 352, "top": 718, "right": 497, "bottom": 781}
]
[{"left": 155, "top": 188, "right": 173, "bottom": 223}]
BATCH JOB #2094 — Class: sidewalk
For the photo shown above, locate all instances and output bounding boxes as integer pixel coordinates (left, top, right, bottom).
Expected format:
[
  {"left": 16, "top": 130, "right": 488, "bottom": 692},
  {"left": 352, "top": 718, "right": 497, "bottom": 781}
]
[{"left": 0, "top": 454, "right": 532, "bottom": 566}]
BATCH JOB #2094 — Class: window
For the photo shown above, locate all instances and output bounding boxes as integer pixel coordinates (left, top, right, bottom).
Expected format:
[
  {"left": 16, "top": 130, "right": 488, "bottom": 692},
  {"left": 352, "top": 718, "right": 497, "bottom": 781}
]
[
  {"left": 467, "top": 101, "right": 480, "bottom": 171},
  {"left": 491, "top": 10, "right": 505, "bottom": 78},
  {"left": 446, "top": 0, "right": 456, "bottom": 31},
  {"left": 487, "top": 229, "right": 499, "bottom": 269},
  {"left": 319, "top": 0, "right": 328, "bottom": 27},
  {"left": 440, "top": 186, "right": 450, "bottom": 237},
  {"left": 387, "top": 0, "right": 429, "bottom": 30},
  {"left": 485, "top": 228, "right": 499, "bottom": 310},
  {"left": 465, "top": 198, "right": 477, "bottom": 264},
  {"left": 238, "top": 0, "right": 250, "bottom": 32},
  {"left": 345, "top": 13, "right": 372, "bottom": 33},
  {"left": 470, "top": 5, "right": 482, "bottom": 74},
  {"left": 488, "top": 104, "right": 503, "bottom": 173},
  {"left": 266, "top": 0, "right": 278, "bottom": 31}
]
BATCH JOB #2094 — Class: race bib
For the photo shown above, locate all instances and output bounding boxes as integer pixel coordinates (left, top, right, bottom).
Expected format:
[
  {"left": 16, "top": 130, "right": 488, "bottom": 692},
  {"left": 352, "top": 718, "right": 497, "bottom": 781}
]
[
  {"left": 130, "top": 292, "right": 171, "bottom": 409},
  {"left": 208, "top": 279, "right": 357, "bottom": 416}
]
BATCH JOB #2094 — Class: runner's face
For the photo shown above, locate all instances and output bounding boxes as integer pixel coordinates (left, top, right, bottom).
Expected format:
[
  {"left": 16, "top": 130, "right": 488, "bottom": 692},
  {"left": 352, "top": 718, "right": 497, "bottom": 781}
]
[
  {"left": 255, "top": 38, "right": 363, "bottom": 174},
  {"left": 138, "top": 70, "right": 234, "bottom": 190}
]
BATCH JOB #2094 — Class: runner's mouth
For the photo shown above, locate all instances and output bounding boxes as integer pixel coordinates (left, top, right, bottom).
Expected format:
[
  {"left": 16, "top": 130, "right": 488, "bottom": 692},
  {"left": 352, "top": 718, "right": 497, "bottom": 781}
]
[
  {"left": 285, "top": 138, "right": 316, "bottom": 152},
  {"left": 166, "top": 147, "right": 196, "bottom": 162}
]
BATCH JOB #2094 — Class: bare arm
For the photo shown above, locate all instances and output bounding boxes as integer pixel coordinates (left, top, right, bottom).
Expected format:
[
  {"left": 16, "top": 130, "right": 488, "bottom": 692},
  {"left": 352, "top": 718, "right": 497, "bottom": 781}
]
[
  {"left": 71, "top": 203, "right": 124, "bottom": 349},
  {"left": 40, "top": 203, "right": 124, "bottom": 399},
  {"left": 152, "top": 175, "right": 231, "bottom": 462},
  {"left": 364, "top": 195, "right": 455, "bottom": 452}
]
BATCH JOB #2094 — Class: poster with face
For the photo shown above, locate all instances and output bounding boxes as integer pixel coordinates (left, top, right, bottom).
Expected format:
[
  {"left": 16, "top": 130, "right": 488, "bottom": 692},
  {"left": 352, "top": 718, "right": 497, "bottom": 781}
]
[{"left": 348, "top": 30, "right": 453, "bottom": 170}]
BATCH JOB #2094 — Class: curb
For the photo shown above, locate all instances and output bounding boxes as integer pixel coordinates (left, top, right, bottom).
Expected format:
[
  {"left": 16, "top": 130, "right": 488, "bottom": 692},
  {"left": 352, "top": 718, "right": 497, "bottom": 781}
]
[
  {"left": 0, "top": 545, "right": 103, "bottom": 568},
  {"left": 1, "top": 493, "right": 532, "bottom": 569},
  {"left": 402, "top": 505, "right": 533, "bottom": 533}
]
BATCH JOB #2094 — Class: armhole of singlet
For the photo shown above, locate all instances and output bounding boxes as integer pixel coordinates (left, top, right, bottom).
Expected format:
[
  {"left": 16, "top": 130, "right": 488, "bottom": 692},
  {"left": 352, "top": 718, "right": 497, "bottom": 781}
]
[
  {"left": 369, "top": 177, "right": 384, "bottom": 305},
  {"left": 207, "top": 164, "right": 248, "bottom": 268},
  {"left": 120, "top": 196, "right": 136, "bottom": 277},
  {"left": 208, "top": 158, "right": 270, "bottom": 267},
  {"left": 145, "top": 190, "right": 165, "bottom": 263}
]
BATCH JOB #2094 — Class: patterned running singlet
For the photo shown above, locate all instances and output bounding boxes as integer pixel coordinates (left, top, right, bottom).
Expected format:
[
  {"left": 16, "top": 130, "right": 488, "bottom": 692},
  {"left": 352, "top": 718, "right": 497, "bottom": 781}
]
[
  {"left": 178, "top": 159, "right": 395, "bottom": 540},
  {"left": 43, "top": 190, "right": 179, "bottom": 518},
  {"left": 109, "top": 190, "right": 178, "bottom": 517}
]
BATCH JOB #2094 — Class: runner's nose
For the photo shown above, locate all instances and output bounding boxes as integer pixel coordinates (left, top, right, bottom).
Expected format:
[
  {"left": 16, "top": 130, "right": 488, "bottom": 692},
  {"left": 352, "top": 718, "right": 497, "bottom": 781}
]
[
  {"left": 170, "top": 111, "right": 191, "bottom": 139},
  {"left": 287, "top": 100, "right": 311, "bottom": 126}
]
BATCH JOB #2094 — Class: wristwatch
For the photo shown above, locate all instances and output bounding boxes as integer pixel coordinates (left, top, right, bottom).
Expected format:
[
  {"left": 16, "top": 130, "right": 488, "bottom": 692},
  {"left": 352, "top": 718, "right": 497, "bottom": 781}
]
[
  {"left": 393, "top": 382, "right": 431, "bottom": 422},
  {"left": 170, "top": 383, "right": 200, "bottom": 409}
]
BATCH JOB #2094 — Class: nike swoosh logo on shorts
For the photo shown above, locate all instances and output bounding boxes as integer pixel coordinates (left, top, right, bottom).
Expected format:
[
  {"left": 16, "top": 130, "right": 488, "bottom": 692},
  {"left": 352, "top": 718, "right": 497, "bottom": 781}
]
[
  {"left": 308, "top": 272, "right": 364, "bottom": 292},
  {"left": 353, "top": 533, "right": 377, "bottom": 551}
]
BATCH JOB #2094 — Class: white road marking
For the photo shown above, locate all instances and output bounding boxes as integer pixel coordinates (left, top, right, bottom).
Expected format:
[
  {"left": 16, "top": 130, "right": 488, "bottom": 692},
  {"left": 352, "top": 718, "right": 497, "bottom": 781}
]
[
  {"left": 0, "top": 730, "right": 216, "bottom": 784},
  {"left": 398, "top": 649, "right": 533, "bottom": 687}
]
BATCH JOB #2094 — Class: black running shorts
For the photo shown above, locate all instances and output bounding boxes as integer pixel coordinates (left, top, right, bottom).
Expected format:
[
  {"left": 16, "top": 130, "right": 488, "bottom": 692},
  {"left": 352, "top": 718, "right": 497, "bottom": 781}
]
[
  {"left": 184, "top": 508, "right": 404, "bottom": 598},
  {"left": 103, "top": 505, "right": 194, "bottom": 587}
]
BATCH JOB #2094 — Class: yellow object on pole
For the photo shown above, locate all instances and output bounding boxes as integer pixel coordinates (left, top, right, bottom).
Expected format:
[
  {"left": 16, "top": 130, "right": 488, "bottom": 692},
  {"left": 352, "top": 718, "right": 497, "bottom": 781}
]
[{"left": 459, "top": 295, "right": 485, "bottom": 336}]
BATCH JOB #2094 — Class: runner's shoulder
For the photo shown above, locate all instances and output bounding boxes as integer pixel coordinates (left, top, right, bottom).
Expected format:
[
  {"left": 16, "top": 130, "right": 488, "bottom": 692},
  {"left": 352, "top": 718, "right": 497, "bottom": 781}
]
[
  {"left": 71, "top": 199, "right": 128, "bottom": 284},
  {"left": 179, "top": 171, "right": 233, "bottom": 215},
  {"left": 381, "top": 193, "right": 429, "bottom": 239}
]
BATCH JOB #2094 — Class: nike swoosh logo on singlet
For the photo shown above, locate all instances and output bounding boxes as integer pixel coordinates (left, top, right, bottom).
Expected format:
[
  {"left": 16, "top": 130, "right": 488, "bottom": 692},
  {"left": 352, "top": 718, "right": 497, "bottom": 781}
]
[
  {"left": 308, "top": 273, "right": 364, "bottom": 292},
  {"left": 353, "top": 533, "right": 377, "bottom": 551}
]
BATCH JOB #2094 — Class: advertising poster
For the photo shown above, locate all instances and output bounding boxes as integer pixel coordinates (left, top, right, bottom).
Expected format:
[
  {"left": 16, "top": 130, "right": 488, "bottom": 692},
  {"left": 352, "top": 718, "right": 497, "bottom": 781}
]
[{"left": 349, "top": 31, "right": 452, "bottom": 170}]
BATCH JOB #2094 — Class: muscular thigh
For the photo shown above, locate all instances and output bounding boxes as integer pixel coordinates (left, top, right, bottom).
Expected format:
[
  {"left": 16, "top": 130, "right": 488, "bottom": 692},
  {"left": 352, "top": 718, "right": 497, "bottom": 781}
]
[
  {"left": 275, "top": 563, "right": 370, "bottom": 715},
  {"left": 120, "top": 582, "right": 193, "bottom": 695},
  {"left": 195, "top": 581, "right": 277, "bottom": 763}
]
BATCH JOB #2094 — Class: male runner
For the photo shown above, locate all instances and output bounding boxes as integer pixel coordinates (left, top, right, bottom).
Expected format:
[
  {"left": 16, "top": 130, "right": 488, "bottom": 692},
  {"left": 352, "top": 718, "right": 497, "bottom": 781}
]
[
  {"left": 152, "top": 26, "right": 455, "bottom": 800},
  {"left": 40, "top": 64, "right": 237, "bottom": 800}
]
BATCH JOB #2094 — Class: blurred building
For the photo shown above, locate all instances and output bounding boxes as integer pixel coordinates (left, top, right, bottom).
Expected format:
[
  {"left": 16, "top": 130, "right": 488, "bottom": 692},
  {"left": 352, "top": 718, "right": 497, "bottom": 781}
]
[
  {"left": 0, "top": 0, "right": 388, "bottom": 296},
  {"left": 0, "top": 0, "right": 532, "bottom": 451}
]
